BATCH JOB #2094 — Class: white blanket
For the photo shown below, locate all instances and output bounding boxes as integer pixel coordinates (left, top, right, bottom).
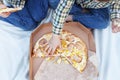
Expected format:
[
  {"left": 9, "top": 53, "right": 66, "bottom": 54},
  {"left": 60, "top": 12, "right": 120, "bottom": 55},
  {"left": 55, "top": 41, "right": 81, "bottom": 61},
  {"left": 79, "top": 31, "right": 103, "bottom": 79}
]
[
  {"left": 0, "top": 20, "right": 31, "bottom": 80},
  {"left": 0, "top": 9, "right": 52, "bottom": 80},
  {"left": 94, "top": 25, "right": 120, "bottom": 80}
]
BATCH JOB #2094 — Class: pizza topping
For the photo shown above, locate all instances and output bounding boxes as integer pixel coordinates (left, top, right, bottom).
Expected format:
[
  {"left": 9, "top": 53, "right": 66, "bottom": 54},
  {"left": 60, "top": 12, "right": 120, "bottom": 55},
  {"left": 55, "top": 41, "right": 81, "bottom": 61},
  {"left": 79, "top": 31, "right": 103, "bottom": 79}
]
[
  {"left": 33, "top": 31, "right": 88, "bottom": 73},
  {"left": 67, "top": 43, "right": 75, "bottom": 51},
  {"left": 66, "top": 34, "right": 75, "bottom": 42},
  {"left": 0, "top": 7, "right": 22, "bottom": 13},
  {"left": 39, "top": 38, "right": 47, "bottom": 46},
  {"left": 71, "top": 55, "right": 82, "bottom": 63},
  {"left": 75, "top": 41, "right": 84, "bottom": 50}
]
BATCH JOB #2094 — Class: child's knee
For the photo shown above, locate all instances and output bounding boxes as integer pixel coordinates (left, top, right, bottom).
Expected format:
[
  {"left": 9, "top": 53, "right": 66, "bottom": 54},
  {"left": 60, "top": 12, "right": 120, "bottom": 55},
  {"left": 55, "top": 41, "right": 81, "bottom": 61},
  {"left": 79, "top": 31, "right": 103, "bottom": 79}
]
[
  {"left": 85, "top": 20, "right": 110, "bottom": 29},
  {"left": 96, "top": 20, "right": 110, "bottom": 29},
  {"left": 101, "top": 20, "right": 110, "bottom": 29}
]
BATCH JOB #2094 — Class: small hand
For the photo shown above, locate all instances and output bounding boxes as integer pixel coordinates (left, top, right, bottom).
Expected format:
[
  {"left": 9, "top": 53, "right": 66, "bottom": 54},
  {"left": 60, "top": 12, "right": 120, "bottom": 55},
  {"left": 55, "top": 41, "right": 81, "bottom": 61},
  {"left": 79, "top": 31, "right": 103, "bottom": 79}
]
[
  {"left": 45, "top": 33, "right": 61, "bottom": 55},
  {"left": 112, "top": 19, "right": 120, "bottom": 33},
  {"left": 0, "top": 4, "right": 11, "bottom": 18}
]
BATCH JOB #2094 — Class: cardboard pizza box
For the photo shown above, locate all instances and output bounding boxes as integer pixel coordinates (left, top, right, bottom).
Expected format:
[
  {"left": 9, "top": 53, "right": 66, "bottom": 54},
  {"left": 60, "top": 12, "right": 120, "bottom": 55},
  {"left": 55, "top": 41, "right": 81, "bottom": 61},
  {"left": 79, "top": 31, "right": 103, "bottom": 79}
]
[{"left": 29, "top": 22, "right": 96, "bottom": 80}]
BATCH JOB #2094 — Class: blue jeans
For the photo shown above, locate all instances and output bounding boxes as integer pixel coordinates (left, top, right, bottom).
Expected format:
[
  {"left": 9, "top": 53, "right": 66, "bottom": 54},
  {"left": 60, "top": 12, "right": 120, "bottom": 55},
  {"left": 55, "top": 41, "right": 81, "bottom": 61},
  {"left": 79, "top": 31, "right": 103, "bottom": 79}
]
[
  {"left": 0, "top": 0, "right": 48, "bottom": 30},
  {"left": 49, "top": 0, "right": 110, "bottom": 29}
]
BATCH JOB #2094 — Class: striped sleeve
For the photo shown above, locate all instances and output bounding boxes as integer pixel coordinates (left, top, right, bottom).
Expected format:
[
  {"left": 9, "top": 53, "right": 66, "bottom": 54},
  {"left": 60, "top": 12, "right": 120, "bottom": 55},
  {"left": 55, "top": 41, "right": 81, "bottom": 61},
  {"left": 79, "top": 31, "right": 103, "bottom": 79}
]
[
  {"left": 52, "top": 0, "right": 75, "bottom": 35},
  {"left": 80, "top": 0, "right": 109, "bottom": 9},
  {"left": 78, "top": 0, "right": 120, "bottom": 20},
  {"left": 5, "top": 0, "right": 25, "bottom": 8},
  {"left": 110, "top": 1, "right": 120, "bottom": 20}
]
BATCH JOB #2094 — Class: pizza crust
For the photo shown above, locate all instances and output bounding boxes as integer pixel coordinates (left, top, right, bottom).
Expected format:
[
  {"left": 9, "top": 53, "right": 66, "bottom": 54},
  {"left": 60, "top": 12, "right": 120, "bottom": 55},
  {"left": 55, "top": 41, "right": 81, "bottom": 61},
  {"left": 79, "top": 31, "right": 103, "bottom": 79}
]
[{"left": 0, "top": 7, "right": 22, "bottom": 13}]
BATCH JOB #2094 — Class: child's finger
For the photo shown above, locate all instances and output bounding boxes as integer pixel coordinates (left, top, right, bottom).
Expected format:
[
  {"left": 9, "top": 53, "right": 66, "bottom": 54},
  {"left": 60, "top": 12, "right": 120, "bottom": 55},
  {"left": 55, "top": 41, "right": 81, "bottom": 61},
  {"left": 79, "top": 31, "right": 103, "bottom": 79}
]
[
  {"left": 44, "top": 44, "right": 49, "bottom": 52},
  {"left": 51, "top": 47, "right": 56, "bottom": 55},
  {"left": 113, "top": 27, "right": 118, "bottom": 33},
  {"left": 0, "top": 12, "right": 11, "bottom": 18},
  {"left": 47, "top": 47, "right": 52, "bottom": 55},
  {"left": 118, "top": 27, "right": 120, "bottom": 32}
]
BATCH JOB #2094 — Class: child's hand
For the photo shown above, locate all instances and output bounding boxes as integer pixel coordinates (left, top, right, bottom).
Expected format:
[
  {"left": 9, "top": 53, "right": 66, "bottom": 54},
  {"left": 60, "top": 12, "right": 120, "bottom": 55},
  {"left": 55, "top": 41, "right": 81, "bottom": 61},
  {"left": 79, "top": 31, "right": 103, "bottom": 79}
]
[
  {"left": 44, "top": 33, "right": 61, "bottom": 55},
  {"left": 112, "top": 19, "right": 120, "bottom": 33},
  {"left": 0, "top": 4, "right": 11, "bottom": 18}
]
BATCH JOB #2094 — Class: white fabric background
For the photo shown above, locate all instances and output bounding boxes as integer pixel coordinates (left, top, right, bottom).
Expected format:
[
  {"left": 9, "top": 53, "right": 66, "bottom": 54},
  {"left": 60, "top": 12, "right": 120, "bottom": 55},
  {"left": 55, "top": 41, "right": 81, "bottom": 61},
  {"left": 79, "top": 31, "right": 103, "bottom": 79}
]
[
  {"left": 0, "top": 9, "right": 120, "bottom": 80},
  {"left": 0, "top": 9, "right": 52, "bottom": 80},
  {"left": 0, "top": 20, "right": 31, "bottom": 80},
  {"left": 94, "top": 24, "right": 120, "bottom": 80}
]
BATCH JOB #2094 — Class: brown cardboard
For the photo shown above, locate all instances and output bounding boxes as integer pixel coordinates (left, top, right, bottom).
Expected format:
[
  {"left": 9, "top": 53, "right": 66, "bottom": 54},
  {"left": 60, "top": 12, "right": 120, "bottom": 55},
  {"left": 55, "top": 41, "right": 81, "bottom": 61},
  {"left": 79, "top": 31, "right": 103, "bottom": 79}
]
[{"left": 29, "top": 22, "right": 96, "bottom": 80}]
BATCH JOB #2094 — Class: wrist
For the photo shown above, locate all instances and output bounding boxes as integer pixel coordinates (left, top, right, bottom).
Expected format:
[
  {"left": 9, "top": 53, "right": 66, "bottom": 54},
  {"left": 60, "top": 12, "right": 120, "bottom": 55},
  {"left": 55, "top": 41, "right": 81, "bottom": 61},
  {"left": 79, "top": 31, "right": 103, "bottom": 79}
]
[
  {"left": 52, "top": 33, "right": 61, "bottom": 38},
  {"left": 52, "top": 27, "right": 62, "bottom": 35},
  {"left": 112, "top": 18, "right": 120, "bottom": 22}
]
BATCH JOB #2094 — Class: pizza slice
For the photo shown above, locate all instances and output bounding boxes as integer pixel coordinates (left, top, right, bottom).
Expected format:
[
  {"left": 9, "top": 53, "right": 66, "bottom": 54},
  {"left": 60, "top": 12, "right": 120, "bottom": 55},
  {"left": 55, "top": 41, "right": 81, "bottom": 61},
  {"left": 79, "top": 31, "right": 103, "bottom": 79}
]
[{"left": 0, "top": 7, "right": 22, "bottom": 13}]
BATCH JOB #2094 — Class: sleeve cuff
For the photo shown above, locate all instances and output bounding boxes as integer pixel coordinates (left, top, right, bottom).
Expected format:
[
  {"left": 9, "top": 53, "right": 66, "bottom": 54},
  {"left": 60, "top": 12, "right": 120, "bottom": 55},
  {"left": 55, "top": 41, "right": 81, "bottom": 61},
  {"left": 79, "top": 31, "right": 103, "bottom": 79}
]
[
  {"left": 52, "top": 25, "right": 63, "bottom": 35},
  {"left": 111, "top": 13, "right": 120, "bottom": 20}
]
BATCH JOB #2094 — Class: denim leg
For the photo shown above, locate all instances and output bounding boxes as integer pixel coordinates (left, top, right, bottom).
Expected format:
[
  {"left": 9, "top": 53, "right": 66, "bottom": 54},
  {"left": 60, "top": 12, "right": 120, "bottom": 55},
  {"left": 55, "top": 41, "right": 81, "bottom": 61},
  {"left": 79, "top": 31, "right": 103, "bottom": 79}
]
[
  {"left": 48, "top": 0, "right": 60, "bottom": 9},
  {"left": 0, "top": 0, "right": 49, "bottom": 30},
  {"left": 69, "top": 4, "right": 83, "bottom": 15},
  {"left": 73, "top": 8, "right": 110, "bottom": 29},
  {"left": 27, "top": 0, "right": 48, "bottom": 22},
  {"left": 0, "top": 6, "right": 37, "bottom": 30},
  {"left": 49, "top": 0, "right": 83, "bottom": 14}
]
